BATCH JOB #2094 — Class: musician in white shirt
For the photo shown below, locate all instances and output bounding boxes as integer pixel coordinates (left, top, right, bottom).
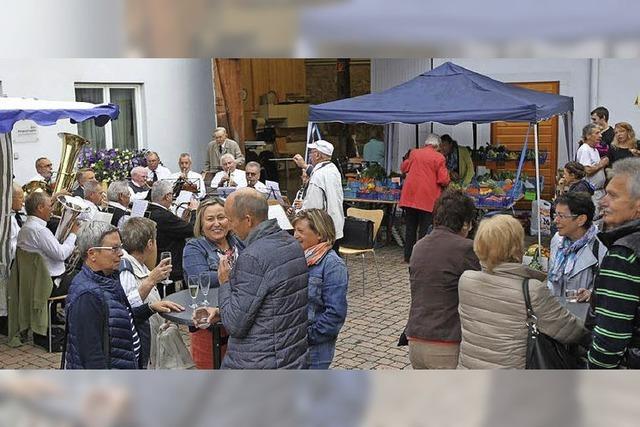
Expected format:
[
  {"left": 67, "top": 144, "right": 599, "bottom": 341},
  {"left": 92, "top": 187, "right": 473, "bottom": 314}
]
[
  {"left": 170, "top": 153, "right": 206, "bottom": 199},
  {"left": 28, "top": 157, "right": 54, "bottom": 184},
  {"left": 146, "top": 151, "right": 172, "bottom": 182},
  {"left": 129, "top": 166, "right": 151, "bottom": 200},
  {"left": 245, "top": 161, "right": 268, "bottom": 194},
  {"left": 16, "top": 192, "right": 79, "bottom": 279},
  {"left": 211, "top": 153, "right": 247, "bottom": 189}
]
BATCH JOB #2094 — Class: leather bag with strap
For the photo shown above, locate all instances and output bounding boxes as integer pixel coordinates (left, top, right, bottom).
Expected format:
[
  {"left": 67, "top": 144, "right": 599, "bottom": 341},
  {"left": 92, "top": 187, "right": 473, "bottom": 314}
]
[{"left": 522, "top": 278, "right": 580, "bottom": 369}]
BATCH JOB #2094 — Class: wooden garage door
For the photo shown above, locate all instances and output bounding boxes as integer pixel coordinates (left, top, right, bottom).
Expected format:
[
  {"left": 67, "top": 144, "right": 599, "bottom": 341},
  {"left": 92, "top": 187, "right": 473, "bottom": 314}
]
[{"left": 490, "top": 81, "right": 559, "bottom": 203}]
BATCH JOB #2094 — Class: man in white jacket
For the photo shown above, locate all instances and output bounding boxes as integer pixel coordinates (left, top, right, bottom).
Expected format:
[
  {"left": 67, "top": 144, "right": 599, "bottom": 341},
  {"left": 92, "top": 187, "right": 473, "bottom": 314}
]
[{"left": 294, "top": 140, "right": 344, "bottom": 241}]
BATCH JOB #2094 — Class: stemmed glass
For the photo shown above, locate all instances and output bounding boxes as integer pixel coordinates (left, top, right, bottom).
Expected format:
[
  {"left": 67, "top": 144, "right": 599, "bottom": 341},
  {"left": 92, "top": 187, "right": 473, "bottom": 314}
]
[
  {"left": 199, "top": 272, "right": 210, "bottom": 306},
  {"left": 188, "top": 276, "right": 199, "bottom": 309},
  {"left": 160, "top": 252, "right": 172, "bottom": 285}
]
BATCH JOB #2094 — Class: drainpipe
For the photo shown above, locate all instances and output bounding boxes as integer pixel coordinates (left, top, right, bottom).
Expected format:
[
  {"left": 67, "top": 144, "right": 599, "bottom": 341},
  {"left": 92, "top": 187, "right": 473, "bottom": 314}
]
[{"left": 589, "top": 59, "right": 600, "bottom": 110}]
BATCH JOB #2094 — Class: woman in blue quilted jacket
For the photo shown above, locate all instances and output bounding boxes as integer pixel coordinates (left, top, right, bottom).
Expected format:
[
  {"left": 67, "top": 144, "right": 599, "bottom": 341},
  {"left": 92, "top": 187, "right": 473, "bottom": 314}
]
[
  {"left": 293, "top": 209, "right": 348, "bottom": 369},
  {"left": 64, "top": 222, "right": 183, "bottom": 369}
]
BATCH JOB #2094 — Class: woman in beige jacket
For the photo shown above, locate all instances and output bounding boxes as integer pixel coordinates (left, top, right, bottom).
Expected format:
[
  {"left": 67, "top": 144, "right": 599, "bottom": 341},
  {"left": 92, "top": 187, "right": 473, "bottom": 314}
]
[{"left": 457, "top": 215, "right": 588, "bottom": 369}]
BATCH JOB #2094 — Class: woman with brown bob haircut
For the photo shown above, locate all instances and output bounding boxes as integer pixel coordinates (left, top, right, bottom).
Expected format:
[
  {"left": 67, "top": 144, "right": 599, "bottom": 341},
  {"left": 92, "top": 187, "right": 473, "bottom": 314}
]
[{"left": 457, "top": 215, "right": 588, "bottom": 369}]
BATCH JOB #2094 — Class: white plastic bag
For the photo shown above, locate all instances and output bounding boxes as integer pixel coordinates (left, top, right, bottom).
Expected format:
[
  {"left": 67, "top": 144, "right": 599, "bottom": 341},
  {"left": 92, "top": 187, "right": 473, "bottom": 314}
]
[
  {"left": 155, "top": 322, "right": 195, "bottom": 369},
  {"left": 530, "top": 199, "right": 552, "bottom": 236}
]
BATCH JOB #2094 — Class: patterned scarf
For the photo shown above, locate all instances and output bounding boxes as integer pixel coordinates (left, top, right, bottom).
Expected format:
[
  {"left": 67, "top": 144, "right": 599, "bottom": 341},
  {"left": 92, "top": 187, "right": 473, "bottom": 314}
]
[
  {"left": 548, "top": 224, "right": 599, "bottom": 284},
  {"left": 304, "top": 241, "right": 332, "bottom": 267},
  {"left": 446, "top": 146, "right": 459, "bottom": 174}
]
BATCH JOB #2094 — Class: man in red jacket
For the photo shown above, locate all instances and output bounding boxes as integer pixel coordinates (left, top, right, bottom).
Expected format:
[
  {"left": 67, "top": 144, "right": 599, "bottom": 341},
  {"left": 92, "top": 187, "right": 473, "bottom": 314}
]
[{"left": 400, "top": 134, "right": 450, "bottom": 262}]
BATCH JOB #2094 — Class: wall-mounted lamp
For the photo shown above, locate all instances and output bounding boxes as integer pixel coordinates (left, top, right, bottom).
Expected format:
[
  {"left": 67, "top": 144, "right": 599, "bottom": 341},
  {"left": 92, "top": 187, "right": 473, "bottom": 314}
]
[{"left": 635, "top": 94, "right": 640, "bottom": 107}]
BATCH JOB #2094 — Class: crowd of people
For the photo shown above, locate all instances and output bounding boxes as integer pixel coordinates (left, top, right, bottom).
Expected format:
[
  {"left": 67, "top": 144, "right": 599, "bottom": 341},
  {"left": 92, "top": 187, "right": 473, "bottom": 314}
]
[
  {"left": 5, "top": 126, "right": 348, "bottom": 370},
  {"left": 5, "top": 103, "right": 640, "bottom": 371}
]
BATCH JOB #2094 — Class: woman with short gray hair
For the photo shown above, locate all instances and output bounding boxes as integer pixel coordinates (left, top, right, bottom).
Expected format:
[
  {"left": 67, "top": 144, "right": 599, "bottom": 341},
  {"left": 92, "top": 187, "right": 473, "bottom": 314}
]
[
  {"left": 120, "top": 217, "right": 192, "bottom": 368},
  {"left": 64, "top": 221, "right": 184, "bottom": 369}
]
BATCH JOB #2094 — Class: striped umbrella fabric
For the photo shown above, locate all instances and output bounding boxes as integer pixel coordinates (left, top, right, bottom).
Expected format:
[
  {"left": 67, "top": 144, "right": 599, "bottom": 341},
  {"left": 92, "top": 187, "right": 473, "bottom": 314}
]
[{"left": 0, "top": 98, "right": 119, "bottom": 308}]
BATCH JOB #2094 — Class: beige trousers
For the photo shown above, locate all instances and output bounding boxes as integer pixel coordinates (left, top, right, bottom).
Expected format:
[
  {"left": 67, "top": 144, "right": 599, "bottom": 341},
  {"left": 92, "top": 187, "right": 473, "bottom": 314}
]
[{"left": 408, "top": 340, "right": 460, "bottom": 369}]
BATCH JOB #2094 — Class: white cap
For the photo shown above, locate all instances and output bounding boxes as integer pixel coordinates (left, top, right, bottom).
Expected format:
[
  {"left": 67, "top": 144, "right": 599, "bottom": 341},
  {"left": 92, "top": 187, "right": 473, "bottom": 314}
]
[{"left": 307, "top": 139, "right": 334, "bottom": 156}]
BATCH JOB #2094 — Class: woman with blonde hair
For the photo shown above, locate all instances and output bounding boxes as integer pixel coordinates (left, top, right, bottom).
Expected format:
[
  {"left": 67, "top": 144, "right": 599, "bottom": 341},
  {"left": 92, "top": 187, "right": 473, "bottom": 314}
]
[
  {"left": 292, "top": 208, "right": 348, "bottom": 369},
  {"left": 457, "top": 215, "right": 588, "bottom": 369},
  {"left": 182, "top": 197, "right": 244, "bottom": 368},
  {"left": 608, "top": 122, "right": 640, "bottom": 165}
]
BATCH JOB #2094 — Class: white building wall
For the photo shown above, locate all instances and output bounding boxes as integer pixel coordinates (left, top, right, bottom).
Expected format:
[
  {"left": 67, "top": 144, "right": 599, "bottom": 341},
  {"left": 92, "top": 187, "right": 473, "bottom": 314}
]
[
  {"left": 1, "top": 59, "right": 215, "bottom": 184},
  {"left": 597, "top": 59, "right": 640, "bottom": 127}
]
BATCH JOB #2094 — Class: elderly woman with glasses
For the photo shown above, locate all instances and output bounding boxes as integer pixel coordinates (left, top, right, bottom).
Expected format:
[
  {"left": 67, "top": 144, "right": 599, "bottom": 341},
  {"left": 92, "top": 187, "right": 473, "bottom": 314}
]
[
  {"left": 182, "top": 197, "right": 245, "bottom": 368},
  {"left": 457, "top": 215, "right": 588, "bottom": 369},
  {"left": 548, "top": 192, "right": 607, "bottom": 303},
  {"left": 292, "top": 208, "right": 348, "bottom": 369},
  {"left": 64, "top": 222, "right": 183, "bottom": 369}
]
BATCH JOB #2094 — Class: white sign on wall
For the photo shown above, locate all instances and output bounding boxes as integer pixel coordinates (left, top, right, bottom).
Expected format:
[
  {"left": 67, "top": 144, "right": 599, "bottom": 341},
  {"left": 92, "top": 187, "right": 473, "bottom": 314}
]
[{"left": 11, "top": 120, "right": 39, "bottom": 143}]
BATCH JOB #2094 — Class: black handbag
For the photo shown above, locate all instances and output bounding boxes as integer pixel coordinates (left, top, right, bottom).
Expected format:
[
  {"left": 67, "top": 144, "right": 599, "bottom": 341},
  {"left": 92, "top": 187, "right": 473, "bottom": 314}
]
[
  {"left": 341, "top": 216, "right": 375, "bottom": 249},
  {"left": 522, "top": 278, "right": 579, "bottom": 369}
]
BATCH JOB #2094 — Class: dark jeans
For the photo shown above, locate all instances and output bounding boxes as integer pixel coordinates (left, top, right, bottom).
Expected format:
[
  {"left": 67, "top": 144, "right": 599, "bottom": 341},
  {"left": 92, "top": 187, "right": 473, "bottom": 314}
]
[{"left": 404, "top": 207, "right": 432, "bottom": 262}]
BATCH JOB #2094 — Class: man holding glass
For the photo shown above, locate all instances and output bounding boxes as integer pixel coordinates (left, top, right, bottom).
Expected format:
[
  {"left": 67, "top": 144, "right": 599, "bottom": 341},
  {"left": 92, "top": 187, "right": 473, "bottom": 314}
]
[{"left": 196, "top": 188, "right": 309, "bottom": 369}]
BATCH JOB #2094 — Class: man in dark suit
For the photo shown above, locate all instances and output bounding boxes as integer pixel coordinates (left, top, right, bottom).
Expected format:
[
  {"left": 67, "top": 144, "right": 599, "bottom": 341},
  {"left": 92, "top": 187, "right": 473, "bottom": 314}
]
[
  {"left": 72, "top": 168, "right": 95, "bottom": 198},
  {"left": 147, "top": 181, "right": 198, "bottom": 285},
  {"left": 106, "top": 180, "right": 131, "bottom": 228}
]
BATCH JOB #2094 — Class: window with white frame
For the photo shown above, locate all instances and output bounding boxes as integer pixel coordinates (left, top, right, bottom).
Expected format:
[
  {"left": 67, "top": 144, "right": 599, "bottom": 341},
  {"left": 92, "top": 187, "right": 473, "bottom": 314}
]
[{"left": 74, "top": 84, "right": 143, "bottom": 150}]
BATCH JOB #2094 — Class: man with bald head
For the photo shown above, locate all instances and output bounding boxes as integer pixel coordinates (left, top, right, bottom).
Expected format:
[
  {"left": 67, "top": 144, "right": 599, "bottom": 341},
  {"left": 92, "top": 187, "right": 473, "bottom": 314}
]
[{"left": 197, "top": 188, "right": 309, "bottom": 369}]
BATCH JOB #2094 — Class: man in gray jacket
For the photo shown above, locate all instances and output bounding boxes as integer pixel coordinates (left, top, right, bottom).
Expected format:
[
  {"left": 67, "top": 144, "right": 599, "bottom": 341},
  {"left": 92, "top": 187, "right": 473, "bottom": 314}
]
[{"left": 198, "top": 188, "right": 309, "bottom": 368}]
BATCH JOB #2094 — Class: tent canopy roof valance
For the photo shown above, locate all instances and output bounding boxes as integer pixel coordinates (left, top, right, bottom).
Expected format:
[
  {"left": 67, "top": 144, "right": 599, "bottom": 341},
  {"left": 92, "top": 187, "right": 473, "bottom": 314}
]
[{"left": 309, "top": 62, "right": 573, "bottom": 125}]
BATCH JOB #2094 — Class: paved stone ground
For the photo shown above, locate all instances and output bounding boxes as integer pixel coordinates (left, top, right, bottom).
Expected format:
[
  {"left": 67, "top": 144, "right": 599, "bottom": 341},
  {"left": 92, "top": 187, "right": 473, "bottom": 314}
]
[{"left": 0, "top": 245, "right": 411, "bottom": 370}]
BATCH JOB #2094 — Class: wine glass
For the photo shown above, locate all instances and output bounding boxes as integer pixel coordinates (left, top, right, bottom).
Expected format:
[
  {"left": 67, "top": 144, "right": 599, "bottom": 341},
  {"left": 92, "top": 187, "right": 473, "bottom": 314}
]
[
  {"left": 188, "top": 276, "right": 199, "bottom": 309},
  {"left": 160, "top": 252, "right": 172, "bottom": 285},
  {"left": 199, "top": 272, "right": 210, "bottom": 306}
]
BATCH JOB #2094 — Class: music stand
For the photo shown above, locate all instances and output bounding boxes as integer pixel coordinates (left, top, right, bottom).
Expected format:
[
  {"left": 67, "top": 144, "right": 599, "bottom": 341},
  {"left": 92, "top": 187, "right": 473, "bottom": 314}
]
[
  {"left": 217, "top": 187, "right": 237, "bottom": 198},
  {"left": 265, "top": 180, "right": 285, "bottom": 204}
]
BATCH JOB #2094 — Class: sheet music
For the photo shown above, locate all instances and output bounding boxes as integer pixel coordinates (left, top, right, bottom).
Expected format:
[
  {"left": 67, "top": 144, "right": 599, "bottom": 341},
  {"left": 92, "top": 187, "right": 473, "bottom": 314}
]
[
  {"left": 268, "top": 204, "right": 293, "bottom": 230},
  {"left": 131, "top": 200, "right": 149, "bottom": 218},
  {"left": 95, "top": 211, "right": 113, "bottom": 224}
]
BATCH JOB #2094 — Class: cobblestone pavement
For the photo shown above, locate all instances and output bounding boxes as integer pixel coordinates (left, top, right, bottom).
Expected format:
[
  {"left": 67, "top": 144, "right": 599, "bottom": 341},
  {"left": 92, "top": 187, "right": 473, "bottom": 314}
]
[{"left": 0, "top": 245, "right": 410, "bottom": 370}]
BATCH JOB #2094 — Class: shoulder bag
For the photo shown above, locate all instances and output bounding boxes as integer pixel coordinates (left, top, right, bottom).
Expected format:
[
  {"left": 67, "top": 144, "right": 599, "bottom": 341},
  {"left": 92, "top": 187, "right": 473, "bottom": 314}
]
[{"left": 522, "top": 278, "right": 579, "bottom": 369}]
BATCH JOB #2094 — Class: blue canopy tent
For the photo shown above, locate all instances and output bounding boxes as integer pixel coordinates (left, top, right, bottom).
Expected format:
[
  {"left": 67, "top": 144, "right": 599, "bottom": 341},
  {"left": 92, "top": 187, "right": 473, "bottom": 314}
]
[
  {"left": 0, "top": 97, "right": 119, "bottom": 309},
  {"left": 307, "top": 61, "right": 575, "bottom": 252}
]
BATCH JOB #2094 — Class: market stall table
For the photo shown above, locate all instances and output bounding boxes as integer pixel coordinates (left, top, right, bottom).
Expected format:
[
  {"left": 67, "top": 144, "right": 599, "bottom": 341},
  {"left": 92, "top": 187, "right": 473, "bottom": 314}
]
[
  {"left": 160, "top": 288, "right": 223, "bottom": 369},
  {"left": 343, "top": 197, "right": 399, "bottom": 245}
]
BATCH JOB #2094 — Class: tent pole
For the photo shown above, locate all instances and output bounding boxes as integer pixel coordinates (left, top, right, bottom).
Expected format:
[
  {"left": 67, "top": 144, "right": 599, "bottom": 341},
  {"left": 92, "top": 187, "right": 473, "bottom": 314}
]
[
  {"left": 472, "top": 123, "right": 478, "bottom": 151},
  {"left": 534, "top": 123, "right": 542, "bottom": 254},
  {"left": 415, "top": 124, "right": 419, "bottom": 149}
]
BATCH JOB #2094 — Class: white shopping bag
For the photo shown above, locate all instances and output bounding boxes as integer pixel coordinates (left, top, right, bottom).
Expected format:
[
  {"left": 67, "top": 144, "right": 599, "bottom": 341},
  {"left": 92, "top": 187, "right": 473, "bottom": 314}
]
[{"left": 530, "top": 199, "right": 552, "bottom": 236}]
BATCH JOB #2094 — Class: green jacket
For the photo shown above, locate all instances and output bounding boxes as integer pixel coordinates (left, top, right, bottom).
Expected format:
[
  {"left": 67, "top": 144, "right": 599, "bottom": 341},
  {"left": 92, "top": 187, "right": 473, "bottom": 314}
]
[
  {"left": 7, "top": 248, "right": 53, "bottom": 345},
  {"left": 457, "top": 146, "right": 475, "bottom": 186}
]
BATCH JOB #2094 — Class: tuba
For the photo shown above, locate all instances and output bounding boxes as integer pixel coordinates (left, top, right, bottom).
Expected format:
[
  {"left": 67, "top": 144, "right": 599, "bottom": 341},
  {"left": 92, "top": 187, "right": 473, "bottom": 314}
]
[
  {"left": 55, "top": 195, "right": 91, "bottom": 243},
  {"left": 52, "top": 132, "right": 90, "bottom": 215}
]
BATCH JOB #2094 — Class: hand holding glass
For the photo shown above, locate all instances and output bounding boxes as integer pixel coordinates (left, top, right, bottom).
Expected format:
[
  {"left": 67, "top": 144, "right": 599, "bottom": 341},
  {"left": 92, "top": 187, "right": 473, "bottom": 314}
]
[
  {"left": 160, "top": 252, "right": 172, "bottom": 285},
  {"left": 565, "top": 289, "right": 578, "bottom": 303},
  {"left": 194, "top": 307, "right": 210, "bottom": 329}
]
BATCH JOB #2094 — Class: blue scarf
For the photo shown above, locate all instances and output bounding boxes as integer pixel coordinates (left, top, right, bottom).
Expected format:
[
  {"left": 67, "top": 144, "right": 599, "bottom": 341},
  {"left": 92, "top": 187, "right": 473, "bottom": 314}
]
[{"left": 548, "top": 224, "right": 598, "bottom": 284}]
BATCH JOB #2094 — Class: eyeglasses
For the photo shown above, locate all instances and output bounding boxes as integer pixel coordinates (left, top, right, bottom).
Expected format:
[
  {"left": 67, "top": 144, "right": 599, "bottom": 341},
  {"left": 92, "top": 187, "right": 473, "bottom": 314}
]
[
  {"left": 554, "top": 213, "right": 579, "bottom": 220},
  {"left": 89, "top": 244, "right": 124, "bottom": 254}
]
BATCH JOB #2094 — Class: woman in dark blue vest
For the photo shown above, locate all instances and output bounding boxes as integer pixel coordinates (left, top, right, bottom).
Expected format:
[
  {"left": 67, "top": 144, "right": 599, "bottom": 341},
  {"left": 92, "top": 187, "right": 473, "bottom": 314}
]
[{"left": 64, "top": 222, "right": 183, "bottom": 369}]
